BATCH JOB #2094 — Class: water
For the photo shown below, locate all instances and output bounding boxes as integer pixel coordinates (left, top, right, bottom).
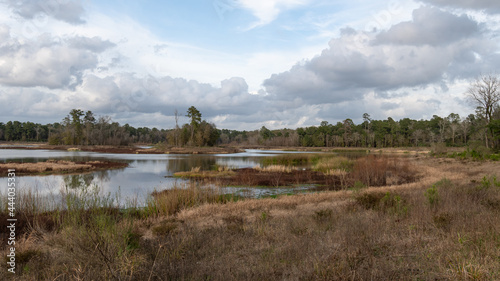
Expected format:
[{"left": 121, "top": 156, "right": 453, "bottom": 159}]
[{"left": 0, "top": 148, "right": 319, "bottom": 204}]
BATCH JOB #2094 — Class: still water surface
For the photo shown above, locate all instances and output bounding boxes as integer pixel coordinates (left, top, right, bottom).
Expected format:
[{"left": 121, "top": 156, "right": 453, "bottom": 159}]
[{"left": 0, "top": 149, "right": 316, "bottom": 203}]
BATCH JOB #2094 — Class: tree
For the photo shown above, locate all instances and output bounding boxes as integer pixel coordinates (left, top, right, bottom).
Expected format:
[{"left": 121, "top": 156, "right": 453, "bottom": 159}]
[
  {"left": 186, "top": 106, "right": 201, "bottom": 144},
  {"left": 447, "top": 113, "right": 460, "bottom": 145},
  {"left": 84, "top": 110, "right": 95, "bottom": 145},
  {"left": 362, "top": 113, "right": 372, "bottom": 146},
  {"left": 174, "top": 109, "right": 180, "bottom": 146},
  {"left": 467, "top": 74, "right": 500, "bottom": 148}
]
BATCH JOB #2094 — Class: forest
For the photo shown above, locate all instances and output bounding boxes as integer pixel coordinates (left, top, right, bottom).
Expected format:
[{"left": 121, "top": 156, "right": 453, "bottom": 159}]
[
  {"left": 1, "top": 106, "right": 499, "bottom": 150},
  {"left": 1, "top": 76, "right": 499, "bottom": 150}
]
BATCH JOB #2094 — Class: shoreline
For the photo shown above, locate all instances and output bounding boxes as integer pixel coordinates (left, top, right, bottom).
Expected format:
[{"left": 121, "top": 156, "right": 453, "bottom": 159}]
[{"left": 0, "top": 143, "right": 244, "bottom": 154}]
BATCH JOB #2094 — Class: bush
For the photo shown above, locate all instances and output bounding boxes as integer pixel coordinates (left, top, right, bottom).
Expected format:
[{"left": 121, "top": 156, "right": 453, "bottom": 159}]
[
  {"left": 425, "top": 186, "right": 439, "bottom": 208},
  {"left": 430, "top": 142, "right": 447, "bottom": 155},
  {"left": 354, "top": 192, "right": 386, "bottom": 210},
  {"left": 380, "top": 192, "right": 408, "bottom": 217},
  {"left": 351, "top": 155, "right": 388, "bottom": 186}
]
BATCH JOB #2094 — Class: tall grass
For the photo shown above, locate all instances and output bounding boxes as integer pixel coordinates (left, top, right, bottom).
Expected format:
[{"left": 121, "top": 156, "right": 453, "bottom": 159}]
[
  {"left": 350, "top": 155, "right": 416, "bottom": 187},
  {"left": 145, "top": 182, "right": 233, "bottom": 217},
  {"left": 0, "top": 181, "right": 233, "bottom": 280}
]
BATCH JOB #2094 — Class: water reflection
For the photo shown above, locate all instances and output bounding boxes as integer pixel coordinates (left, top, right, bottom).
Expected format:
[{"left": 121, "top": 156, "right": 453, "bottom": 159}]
[
  {"left": 165, "top": 156, "right": 217, "bottom": 174},
  {"left": 0, "top": 149, "right": 358, "bottom": 204},
  {"left": 64, "top": 174, "right": 95, "bottom": 189}
]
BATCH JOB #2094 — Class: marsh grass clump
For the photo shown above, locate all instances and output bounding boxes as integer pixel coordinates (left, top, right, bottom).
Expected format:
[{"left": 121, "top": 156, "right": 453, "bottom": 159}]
[
  {"left": 147, "top": 182, "right": 231, "bottom": 217},
  {"left": 262, "top": 154, "right": 315, "bottom": 166},
  {"left": 173, "top": 166, "right": 235, "bottom": 178},
  {"left": 313, "top": 156, "right": 354, "bottom": 173},
  {"left": 350, "top": 155, "right": 417, "bottom": 187},
  {"left": 254, "top": 165, "right": 294, "bottom": 173}
]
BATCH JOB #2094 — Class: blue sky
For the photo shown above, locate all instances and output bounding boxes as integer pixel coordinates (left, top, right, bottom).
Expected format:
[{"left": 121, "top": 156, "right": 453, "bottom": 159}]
[{"left": 1, "top": 0, "right": 499, "bottom": 130}]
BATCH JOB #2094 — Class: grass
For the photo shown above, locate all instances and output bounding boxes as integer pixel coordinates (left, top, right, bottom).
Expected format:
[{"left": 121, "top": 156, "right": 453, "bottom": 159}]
[
  {"left": 1, "top": 154, "right": 500, "bottom": 280},
  {"left": 173, "top": 166, "right": 236, "bottom": 178},
  {"left": 0, "top": 160, "right": 128, "bottom": 176}
]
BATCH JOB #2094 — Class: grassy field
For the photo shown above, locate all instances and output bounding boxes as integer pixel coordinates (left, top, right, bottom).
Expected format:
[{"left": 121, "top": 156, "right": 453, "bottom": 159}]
[{"left": 1, "top": 152, "right": 500, "bottom": 280}]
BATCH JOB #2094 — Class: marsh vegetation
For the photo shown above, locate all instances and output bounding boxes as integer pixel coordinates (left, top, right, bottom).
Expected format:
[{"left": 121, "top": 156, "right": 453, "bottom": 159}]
[{"left": 1, "top": 151, "right": 500, "bottom": 280}]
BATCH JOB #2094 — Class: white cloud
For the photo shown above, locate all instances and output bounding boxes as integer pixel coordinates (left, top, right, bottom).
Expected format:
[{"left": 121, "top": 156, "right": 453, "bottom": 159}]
[
  {"left": 264, "top": 7, "right": 499, "bottom": 105},
  {"left": 4, "top": 0, "right": 86, "bottom": 24},
  {"left": 238, "top": 0, "right": 310, "bottom": 28}
]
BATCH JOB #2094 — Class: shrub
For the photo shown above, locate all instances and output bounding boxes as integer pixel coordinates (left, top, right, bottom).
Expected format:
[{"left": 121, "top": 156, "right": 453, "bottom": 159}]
[
  {"left": 354, "top": 192, "right": 386, "bottom": 210},
  {"left": 379, "top": 192, "right": 408, "bottom": 217},
  {"left": 430, "top": 142, "right": 447, "bottom": 155},
  {"left": 314, "top": 209, "right": 333, "bottom": 222},
  {"left": 351, "top": 155, "right": 388, "bottom": 186},
  {"left": 425, "top": 186, "right": 439, "bottom": 208}
]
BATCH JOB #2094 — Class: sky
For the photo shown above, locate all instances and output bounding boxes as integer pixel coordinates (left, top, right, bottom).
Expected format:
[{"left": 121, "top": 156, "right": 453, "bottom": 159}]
[{"left": 1, "top": 0, "right": 500, "bottom": 130}]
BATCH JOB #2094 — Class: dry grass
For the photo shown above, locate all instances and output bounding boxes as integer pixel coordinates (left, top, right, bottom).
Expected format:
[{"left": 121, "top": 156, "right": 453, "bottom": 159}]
[
  {"left": 173, "top": 166, "right": 236, "bottom": 178},
  {"left": 2, "top": 155, "right": 500, "bottom": 280},
  {"left": 313, "top": 155, "right": 353, "bottom": 173},
  {"left": 0, "top": 160, "right": 127, "bottom": 176},
  {"left": 254, "top": 165, "right": 295, "bottom": 173},
  {"left": 147, "top": 183, "right": 237, "bottom": 217},
  {"left": 0, "top": 160, "right": 92, "bottom": 174}
]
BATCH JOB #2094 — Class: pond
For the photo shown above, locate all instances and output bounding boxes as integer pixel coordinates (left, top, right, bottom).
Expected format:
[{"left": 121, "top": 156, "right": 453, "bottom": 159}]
[{"left": 0, "top": 149, "right": 329, "bottom": 204}]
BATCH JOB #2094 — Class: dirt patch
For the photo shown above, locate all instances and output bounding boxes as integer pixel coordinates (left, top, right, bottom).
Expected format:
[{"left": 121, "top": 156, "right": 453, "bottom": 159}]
[{"left": 0, "top": 160, "right": 128, "bottom": 176}]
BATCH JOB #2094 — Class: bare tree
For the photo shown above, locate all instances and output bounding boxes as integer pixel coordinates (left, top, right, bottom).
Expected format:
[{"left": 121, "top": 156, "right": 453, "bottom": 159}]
[
  {"left": 467, "top": 74, "right": 500, "bottom": 148},
  {"left": 467, "top": 74, "right": 500, "bottom": 123}
]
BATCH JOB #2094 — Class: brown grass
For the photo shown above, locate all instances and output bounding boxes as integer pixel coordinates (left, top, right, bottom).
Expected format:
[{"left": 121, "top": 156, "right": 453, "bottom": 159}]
[
  {"left": 1, "top": 155, "right": 500, "bottom": 280},
  {"left": 0, "top": 160, "right": 127, "bottom": 176}
]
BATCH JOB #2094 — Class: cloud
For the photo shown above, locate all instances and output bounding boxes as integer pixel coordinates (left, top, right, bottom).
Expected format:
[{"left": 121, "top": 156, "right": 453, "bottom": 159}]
[
  {"left": 4, "top": 0, "right": 86, "bottom": 24},
  {"left": 77, "top": 74, "right": 263, "bottom": 119},
  {"left": 375, "top": 7, "right": 479, "bottom": 46},
  {"left": 0, "top": 31, "right": 114, "bottom": 89},
  {"left": 264, "top": 7, "right": 500, "bottom": 105},
  {"left": 67, "top": 36, "right": 116, "bottom": 52},
  {"left": 419, "top": 0, "right": 500, "bottom": 14},
  {"left": 238, "top": 0, "right": 309, "bottom": 28}
]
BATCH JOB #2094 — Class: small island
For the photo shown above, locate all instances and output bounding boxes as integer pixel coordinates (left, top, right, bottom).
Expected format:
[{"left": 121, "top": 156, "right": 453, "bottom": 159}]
[{"left": 0, "top": 160, "right": 128, "bottom": 176}]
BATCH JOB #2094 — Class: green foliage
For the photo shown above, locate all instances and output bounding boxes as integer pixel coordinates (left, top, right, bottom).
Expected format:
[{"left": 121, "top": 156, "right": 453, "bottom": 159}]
[
  {"left": 380, "top": 192, "right": 408, "bottom": 217},
  {"left": 477, "top": 175, "right": 500, "bottom": 190},
  {"left": 125, "top": 229, "right": 141, "bottom": 251},
  {"left": 423, "top": 179, "right": 451, "bottom": 209},
  {"left": 354, "top": 191, "right": 408, "bottom": 216},
  {"left": 448, "top": 144, "right": 498, "bottom": 161},
  {"left": 354, "top": 192, "right": 385, "bottom": 210},
  {"left": 425, "top": 186, "right": 439, "bottom": 208},
  {"left": 260, "top": 211, "right": 269, "bottom": 222},
  {"left": 352, "top": 181, "right": 367, "bottom": 190}
]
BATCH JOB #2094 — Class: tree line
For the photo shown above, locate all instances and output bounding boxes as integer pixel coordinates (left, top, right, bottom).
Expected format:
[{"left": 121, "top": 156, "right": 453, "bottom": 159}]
[
  {"left": 1, "top": 107, "right": 498, "bottom": 149},
  {"left": 1, "top": 75, "right": 499, "bottom": 149},
  {"left": 0, "top": 106, "right": 218, "bottom": 146},
  {"left": 217, "top": 109, "right": 499, "bottom": 150}
]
